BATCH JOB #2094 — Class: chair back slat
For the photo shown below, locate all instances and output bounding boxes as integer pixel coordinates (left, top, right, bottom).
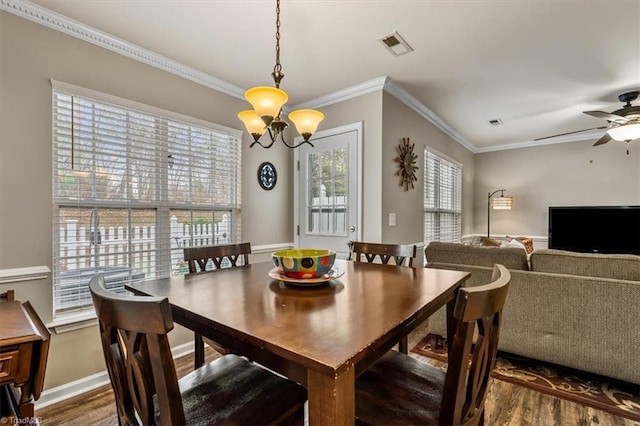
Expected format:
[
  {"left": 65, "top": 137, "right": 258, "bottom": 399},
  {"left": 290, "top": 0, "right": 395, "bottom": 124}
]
[
  {"left": 184, "top": 243, "right": 252, "bottom": 274},
  {"left": 0, "top": 290, "right": 15, "bottom": 301},
  {"left": 440, "top": 264, "right": 511, "bottom": 426},
  {"left": 352, "top": 242, "right": 417, "bottom": 267},
  {"left": 90, "top": 275, "right": 186, "bottom": 425}
]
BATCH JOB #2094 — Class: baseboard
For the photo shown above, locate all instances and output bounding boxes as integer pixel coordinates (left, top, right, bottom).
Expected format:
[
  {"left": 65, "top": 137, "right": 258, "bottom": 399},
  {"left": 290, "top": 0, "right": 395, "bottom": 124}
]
[{"left": 35, "top": 342, "right": 194, "bottom": 409}]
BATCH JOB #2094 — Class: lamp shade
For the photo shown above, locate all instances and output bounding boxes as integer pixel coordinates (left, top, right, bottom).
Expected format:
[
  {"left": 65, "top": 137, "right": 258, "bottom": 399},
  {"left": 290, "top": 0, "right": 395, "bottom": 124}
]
[
  {"left": 607, "top": 123, "right": 640, "bottom": 142},
  {"left": 491, "top": 196, "right": 513, "bottom": 210},
  {"left": 288, "top": 109, "right": 325, "bottom": 136},
  {"left": 244, "top": 86, "right": 288, "bottom": 120},
  {"left": 237, "top": 110, "right": 266, "bottom": 136}
]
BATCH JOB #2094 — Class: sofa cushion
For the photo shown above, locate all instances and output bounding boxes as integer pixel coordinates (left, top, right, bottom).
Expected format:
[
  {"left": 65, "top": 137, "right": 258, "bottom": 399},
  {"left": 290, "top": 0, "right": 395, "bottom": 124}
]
[
  {"left": 424, "top": 242, "right": 529, "bottom": 270},
  {"left": 530, "top": 249, "right": 640, "bottom": 281}
]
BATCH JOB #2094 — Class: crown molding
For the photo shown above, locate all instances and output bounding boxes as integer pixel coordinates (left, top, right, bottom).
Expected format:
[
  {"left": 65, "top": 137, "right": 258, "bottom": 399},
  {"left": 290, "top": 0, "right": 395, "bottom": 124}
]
[
  {"left": 291, "top": 77, "right": 388, "bottom": 110},
  {"left": 0, "top": 0, "right": 245, "bottom": 100},
  {"left": 382, "top": 78, "right": 478, "bottom": 153},
  {"left": 293, "top": 76, "right": 478, "bottom": 153}
]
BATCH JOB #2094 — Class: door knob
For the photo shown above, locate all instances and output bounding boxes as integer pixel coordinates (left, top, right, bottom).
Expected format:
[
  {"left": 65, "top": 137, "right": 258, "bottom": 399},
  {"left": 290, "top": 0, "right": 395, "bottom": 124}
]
[{"left": 349, "top": 226, "right": 356, "bottom": 232}]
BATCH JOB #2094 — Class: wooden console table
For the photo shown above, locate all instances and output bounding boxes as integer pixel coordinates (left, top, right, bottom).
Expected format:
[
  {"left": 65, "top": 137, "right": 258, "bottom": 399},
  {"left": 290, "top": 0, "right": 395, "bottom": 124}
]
[{"left": 0, "top": 297, "right": 50, "bottom": 423}]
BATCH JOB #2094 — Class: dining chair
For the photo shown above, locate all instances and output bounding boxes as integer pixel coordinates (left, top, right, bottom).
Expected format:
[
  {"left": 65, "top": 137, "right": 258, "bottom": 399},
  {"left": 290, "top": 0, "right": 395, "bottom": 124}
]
[
  {"left": 89, "top": 274, "right": 306, "bottom": 426},
  {"left": 0, "top": 289, "right": 15, "bottom": 301},
  {"left": 355, "top": 264, "right": 511, "bottom": 426},
  {"left": 183, "top": 242, "right": 252, "bottom": 273},
  {"left": 183, "top": 242, "right": 252, "bottom": 368},
  {"left": 351, "top": 241, "right": 417, "bottom": 353},
  {"left": 351, "top": 241, "right": 417, "bottom": 267}
]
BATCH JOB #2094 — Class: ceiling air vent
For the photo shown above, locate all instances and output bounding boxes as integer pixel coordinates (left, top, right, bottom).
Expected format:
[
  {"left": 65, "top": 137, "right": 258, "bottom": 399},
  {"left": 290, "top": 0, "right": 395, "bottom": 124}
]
[
  {"left": 488, "top": 118, "right": 504, "bottom": 126},
  {"left": 378, "top": 31, "right": 413, "bottom": 57}
]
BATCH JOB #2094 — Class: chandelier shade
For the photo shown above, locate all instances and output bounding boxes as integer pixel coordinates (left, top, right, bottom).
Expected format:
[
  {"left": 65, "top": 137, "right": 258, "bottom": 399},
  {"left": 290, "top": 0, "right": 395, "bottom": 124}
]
[
  {"left": 607, "top": 122, "right": 640, "bottom": 142},
  {"left": 288, "top": 109, "right": 325, "bottom": 137},
  {"left": 244, "top": 86, "right": 288, "bottom": 123},
  {"left": 237, "top": 0, "right": 324, "bottom": 149},
  {"left": 237, "top": 110, "right": 266, "bottom": 137}
]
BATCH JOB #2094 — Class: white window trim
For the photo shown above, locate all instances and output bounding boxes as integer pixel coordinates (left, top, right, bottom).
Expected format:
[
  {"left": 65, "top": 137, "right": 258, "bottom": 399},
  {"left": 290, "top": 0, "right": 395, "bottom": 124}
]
[
  {"left": 51, "top": 81, "right": 243, "bottom": 320},
  {"left": 50, "top": 79, "right": 242, "bottom": 138},
  {"left": 423, "top": 146, "right": 463, "bottom": 247}
]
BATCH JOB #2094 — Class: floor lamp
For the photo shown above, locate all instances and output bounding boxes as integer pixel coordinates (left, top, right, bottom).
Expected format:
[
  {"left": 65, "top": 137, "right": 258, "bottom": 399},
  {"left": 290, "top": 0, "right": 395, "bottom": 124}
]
[{"left": 487, "top": 189, "right": 513, "bottom": 237}]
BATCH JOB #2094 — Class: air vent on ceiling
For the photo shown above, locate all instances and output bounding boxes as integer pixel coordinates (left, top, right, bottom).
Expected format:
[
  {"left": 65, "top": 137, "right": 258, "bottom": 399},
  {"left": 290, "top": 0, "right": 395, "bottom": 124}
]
[
  {"left": 488, "top": 118, "right": 504, "bottom": 126},
  {"left": 378, "top": 31, "right": 413, "bottom": 57}
]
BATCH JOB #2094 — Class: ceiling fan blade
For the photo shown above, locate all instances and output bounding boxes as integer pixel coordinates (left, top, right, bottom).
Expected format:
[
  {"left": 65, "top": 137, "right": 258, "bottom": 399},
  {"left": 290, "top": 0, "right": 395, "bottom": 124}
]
[
  {"left": 593, "top": 133, "right": 612, "bottom": 146},
  {"left": 583, "top": 110, "right": 628, "bottom": 124},
  {"left": 534, "top": 126, "right": 607, "bottom": 141}
]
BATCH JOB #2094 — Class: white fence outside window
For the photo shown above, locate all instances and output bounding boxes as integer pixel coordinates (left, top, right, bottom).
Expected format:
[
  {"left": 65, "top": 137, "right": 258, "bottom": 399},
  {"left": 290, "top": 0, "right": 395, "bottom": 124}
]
[{"left": 59, "top": 215, "right": 230, "bottom": 274}]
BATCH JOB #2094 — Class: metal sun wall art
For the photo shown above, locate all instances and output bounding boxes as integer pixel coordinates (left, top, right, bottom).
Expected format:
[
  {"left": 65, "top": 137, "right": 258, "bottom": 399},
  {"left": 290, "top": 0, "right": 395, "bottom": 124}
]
[{"left": 394, "top": 137, "right": 418, "bottom": 190}]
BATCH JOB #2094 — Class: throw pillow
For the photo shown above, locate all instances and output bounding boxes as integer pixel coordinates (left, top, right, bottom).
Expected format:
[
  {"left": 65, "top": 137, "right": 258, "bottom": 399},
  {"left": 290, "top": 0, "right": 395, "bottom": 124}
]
[
  {"left": 505, "top": 236, "right": 534, "bottom": 254},
  {"left": 480, "top": 237, "right": 501, "bottom": 247}
]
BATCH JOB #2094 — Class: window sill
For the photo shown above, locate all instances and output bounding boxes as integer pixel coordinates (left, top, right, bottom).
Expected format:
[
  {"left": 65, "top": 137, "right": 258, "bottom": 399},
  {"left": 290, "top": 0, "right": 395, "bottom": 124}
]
[{"left": 47, "top": 312, "right": 98, "bottom": 334}]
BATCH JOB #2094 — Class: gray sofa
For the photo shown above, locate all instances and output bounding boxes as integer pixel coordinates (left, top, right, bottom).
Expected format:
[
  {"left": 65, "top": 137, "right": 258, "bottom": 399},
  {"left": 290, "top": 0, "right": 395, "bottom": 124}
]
[{"left": 425, "top": 242, "right": 640, "bottom": 385}]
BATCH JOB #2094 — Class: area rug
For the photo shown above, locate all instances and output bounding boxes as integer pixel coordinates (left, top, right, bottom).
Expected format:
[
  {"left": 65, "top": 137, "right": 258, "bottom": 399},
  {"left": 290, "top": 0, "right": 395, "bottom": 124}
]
[{"left": 411, "top": 334, "right": 640, "bottom": 422}]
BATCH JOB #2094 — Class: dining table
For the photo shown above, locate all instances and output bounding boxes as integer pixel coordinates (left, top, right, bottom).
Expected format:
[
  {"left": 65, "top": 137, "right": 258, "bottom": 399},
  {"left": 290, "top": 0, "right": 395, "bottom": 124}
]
[{"left": 126, "top": 258, "right": 470, "bottom": 425}]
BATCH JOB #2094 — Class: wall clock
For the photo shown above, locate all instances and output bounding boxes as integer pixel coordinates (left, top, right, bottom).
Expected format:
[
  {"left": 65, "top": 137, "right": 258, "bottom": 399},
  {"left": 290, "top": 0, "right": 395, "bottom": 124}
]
[
  {"left": 394, "top": 137, "right": 418, "bottom": 190},
  {"left": 258, "top": 161, "right": 277, "bottom": 190}
]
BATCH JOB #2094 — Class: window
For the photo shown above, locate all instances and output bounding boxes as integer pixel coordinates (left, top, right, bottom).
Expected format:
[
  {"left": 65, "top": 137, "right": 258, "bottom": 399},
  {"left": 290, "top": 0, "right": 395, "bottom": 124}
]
[
  {"left": 52, "top": 82, "right": 242, "bottom": 318},
  {"left": 424, "top": 148, "right": 462, "bottom": 245}
]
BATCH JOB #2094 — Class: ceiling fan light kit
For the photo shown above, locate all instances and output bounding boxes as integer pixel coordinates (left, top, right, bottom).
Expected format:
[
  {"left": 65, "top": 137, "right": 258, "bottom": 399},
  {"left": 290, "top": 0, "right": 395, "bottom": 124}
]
[
  {"left": 607, "top": 122, "right": 640, "bottom": 142},
  {"left": 237, "top": 0, "right": 324, "bottom": 149},
  {"left": 536, "top": 90, "right": 640, "bottom": 153}
]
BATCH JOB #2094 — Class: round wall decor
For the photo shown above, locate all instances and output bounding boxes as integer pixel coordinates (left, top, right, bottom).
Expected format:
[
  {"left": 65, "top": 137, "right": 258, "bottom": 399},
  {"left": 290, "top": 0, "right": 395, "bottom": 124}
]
[
  {"left": 258, "top": 161, "right": 277, "bottom": 190},
  {"left": 394, "top": 137, "right": 418, "bottom": 190}
]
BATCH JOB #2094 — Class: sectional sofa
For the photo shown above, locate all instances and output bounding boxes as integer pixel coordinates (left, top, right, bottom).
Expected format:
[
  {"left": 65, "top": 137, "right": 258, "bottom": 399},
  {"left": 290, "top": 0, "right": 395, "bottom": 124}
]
[{"left": 424, "top": 242, "right": 640, "bottom": 385}]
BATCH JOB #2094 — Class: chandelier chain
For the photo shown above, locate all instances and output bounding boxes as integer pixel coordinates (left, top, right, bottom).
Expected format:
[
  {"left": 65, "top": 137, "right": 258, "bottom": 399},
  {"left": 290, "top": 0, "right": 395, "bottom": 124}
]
[{"left": 273, "top": 0, "right": 282, "bottom": 88}]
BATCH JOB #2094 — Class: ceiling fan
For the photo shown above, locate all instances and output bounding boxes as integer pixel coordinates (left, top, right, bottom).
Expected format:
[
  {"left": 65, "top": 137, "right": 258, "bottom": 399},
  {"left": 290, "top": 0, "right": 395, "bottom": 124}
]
[{"left": 535, "top": 91, "right": 640, "bottom": 153}]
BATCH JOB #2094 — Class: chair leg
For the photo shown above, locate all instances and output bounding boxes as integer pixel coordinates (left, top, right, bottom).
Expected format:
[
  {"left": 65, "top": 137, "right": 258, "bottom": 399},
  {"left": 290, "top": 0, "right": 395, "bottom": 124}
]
[
  {"left": 194, "top": 332, "right": 205, "bottom": 369},
  {"left": 398, "top": 336, "right": 408, "bottom": 354}
]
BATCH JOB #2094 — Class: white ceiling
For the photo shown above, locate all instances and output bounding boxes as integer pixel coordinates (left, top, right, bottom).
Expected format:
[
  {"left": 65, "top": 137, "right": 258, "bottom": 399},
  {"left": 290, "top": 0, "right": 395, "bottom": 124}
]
[{"left": 23, "top": 0, "right": 640, "bottom": 151}]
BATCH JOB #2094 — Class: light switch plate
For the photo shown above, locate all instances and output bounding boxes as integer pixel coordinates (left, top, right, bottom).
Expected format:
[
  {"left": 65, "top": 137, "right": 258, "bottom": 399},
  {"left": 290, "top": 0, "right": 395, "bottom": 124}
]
[{"left": 389, "top": 213, "right": 396, "bottom": 227}]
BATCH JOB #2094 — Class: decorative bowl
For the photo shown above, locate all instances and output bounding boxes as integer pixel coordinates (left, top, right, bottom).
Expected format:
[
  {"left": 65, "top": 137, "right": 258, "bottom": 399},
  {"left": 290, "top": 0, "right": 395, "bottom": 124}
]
[{"left": 272, "top": 249, "right": 336, "bottom": 279}]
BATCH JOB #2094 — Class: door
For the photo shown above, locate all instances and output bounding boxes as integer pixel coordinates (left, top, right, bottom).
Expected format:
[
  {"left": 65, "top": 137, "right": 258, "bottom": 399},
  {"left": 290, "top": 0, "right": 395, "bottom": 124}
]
[{"left": 295, "top": 123, "right": 362, "bottom": 258}]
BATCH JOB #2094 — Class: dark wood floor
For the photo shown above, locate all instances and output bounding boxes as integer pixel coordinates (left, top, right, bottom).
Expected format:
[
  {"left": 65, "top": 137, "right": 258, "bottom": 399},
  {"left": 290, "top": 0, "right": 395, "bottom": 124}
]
[{"left": 37, "top": 329, "right": 638, "bottom": 426}]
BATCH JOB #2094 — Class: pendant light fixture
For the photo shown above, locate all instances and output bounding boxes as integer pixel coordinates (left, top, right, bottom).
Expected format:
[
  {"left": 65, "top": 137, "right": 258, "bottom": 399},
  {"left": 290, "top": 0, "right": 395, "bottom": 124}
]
[{"left": 238, "top": 0, "right": 325, "bottom": 149}]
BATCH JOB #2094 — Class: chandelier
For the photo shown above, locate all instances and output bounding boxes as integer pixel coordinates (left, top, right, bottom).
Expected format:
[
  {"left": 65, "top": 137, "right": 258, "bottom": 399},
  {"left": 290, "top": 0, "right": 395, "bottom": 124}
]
[{"left": 237, "top": 0, "right": 325, "bottom": 149}]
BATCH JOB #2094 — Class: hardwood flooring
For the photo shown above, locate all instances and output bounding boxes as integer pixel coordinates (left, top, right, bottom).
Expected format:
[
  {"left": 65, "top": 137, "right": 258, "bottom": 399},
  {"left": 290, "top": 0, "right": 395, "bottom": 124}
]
[{"left": 36, "top": 328, "right": 639, "bottom": 425}]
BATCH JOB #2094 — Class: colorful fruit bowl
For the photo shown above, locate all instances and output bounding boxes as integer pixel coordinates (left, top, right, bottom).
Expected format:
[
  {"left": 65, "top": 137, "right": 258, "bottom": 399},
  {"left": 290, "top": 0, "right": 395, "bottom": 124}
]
[{"left": 272, "top": 249, "right": 336, "bottom": 279}]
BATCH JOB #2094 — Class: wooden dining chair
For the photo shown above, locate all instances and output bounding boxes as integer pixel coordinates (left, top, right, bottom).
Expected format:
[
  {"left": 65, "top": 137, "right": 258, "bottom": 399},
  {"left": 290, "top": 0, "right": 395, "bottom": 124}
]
[
  {"left": 89, "top": 274, "right": 306, "bottom": 426},
  {"left": 0, "top": 289, "right": 15, "bottom": 302},
  {"left": 183, "top": 242, "right": 251, "bottom": 273},
  {"left": 351, "top": 241, "right": 417, "bottom": 353},
  {"left": 355, "top": 264, "right": 511, "bottom": 426},
  {"left": 183, "top": 242, "right": 252, "bottom": 368},
  {"left": 351, "top": 241, "right": 417, "bottom": 267}
]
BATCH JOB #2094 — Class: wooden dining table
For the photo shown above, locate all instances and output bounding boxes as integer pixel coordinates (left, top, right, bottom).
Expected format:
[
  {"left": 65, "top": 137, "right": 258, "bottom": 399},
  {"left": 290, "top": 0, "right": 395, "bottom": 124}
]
[{"left": 126, "top": 259, "right": 470, "bottom": 425}]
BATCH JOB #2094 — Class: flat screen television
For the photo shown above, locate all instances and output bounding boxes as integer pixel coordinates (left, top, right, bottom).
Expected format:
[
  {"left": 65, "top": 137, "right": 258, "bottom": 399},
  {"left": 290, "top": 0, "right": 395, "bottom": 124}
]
[{"left": 548, "top": 206, "right": 640, "bottom": 255}]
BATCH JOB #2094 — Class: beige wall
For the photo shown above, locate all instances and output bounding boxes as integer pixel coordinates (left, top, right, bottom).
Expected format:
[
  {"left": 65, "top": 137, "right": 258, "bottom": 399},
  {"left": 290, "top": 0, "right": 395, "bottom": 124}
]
[
  {"left": 381, "top": 92, "right": 476, "bottom": 261},
  {"left": 475, "top": 141, "right": 640, "bottom": 238},
  {"left": 0, "top": 11, "right": 292, "bottom": 389}
]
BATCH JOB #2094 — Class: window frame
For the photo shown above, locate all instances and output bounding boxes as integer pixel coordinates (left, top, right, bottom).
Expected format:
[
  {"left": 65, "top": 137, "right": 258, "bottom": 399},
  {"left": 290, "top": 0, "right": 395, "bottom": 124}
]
[
  {"left": 51, "top": 80, "right": 243, "bottom": 319},
  {"left": 423, "top": 147, "right": 462, "bottom": 246}
]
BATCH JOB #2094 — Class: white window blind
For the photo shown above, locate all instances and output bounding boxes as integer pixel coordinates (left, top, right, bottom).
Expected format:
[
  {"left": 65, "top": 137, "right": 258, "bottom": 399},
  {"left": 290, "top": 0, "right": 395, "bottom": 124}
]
[
  {"left": 52, "top": 84, "right": 242, "bottom": 318},
  {"left": 424, "top": 149, "right": 462, "bottom": 245}
]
